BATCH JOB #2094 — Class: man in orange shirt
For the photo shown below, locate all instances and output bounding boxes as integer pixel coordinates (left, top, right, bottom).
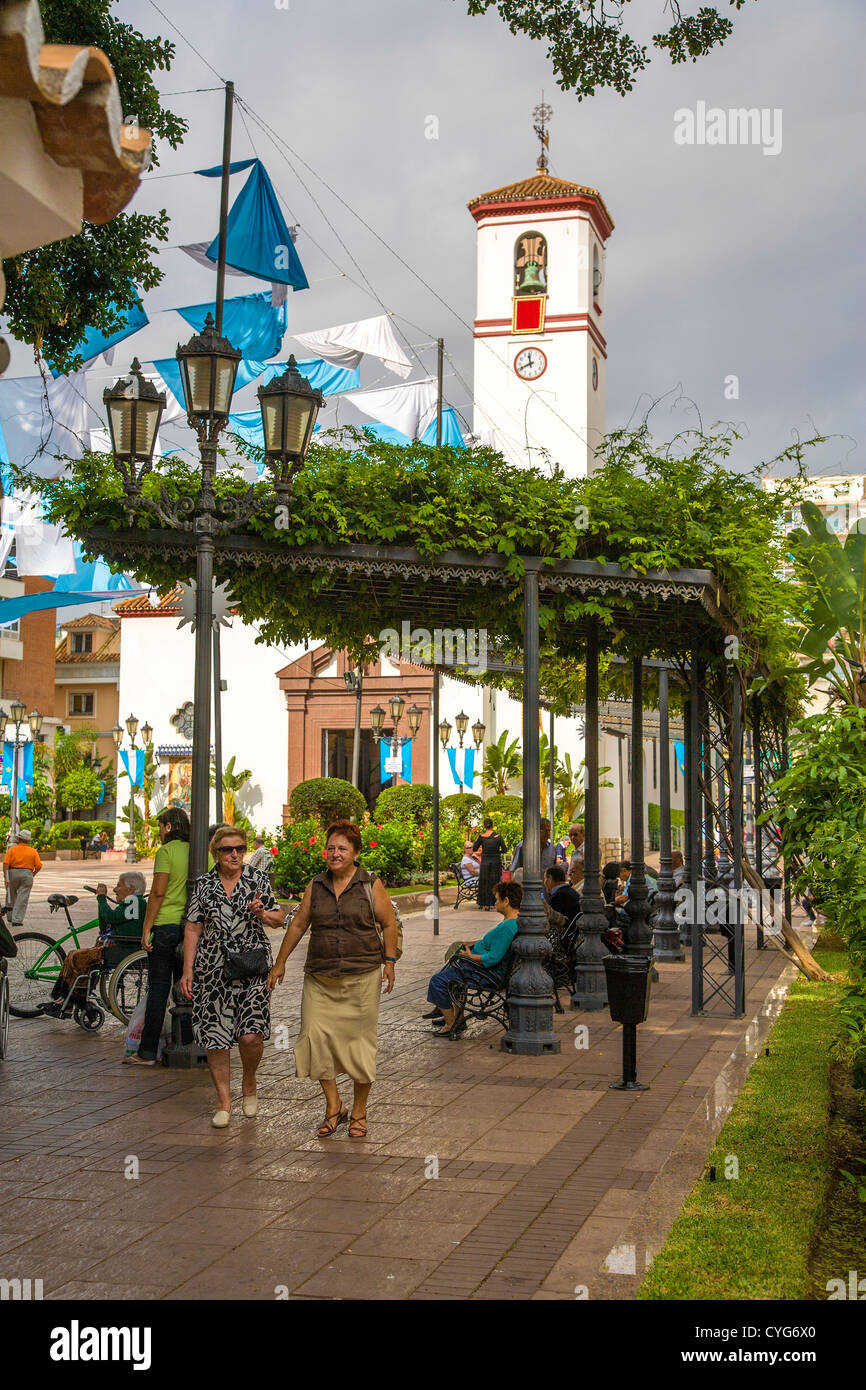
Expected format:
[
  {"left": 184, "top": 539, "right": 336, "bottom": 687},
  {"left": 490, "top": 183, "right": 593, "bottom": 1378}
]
[{"left": 4, "top": 829, "right": 42, "bottom": 926}]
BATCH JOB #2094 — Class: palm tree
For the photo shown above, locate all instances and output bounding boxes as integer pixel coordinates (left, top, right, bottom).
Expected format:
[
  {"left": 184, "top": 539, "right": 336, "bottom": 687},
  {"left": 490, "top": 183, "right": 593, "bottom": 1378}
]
[
  {"left": 481, "top": 732, "right": 522, "bottom": 796},
  {"left": 554, "top": 753, "right": 612, "bottom": 823},
  {"left": 211, "top": 754, "right": 252, "bottom": 824},
  {"left": 790, "top": 500, "right": 866, "bottom": 706}
]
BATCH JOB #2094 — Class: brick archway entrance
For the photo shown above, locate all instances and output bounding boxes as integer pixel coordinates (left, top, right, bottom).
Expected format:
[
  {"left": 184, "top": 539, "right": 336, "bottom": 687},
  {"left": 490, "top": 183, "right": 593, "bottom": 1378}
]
[{"left": 277, "top": 646, "right": 433, "bottom": 817}]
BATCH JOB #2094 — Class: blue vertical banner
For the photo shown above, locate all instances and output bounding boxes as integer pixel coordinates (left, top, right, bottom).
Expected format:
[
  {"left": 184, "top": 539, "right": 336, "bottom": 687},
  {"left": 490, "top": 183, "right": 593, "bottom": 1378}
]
[
  {"left": 120, "top": 749, "right": 145, "bottom": 789},
  {"left": 673, "top": 740, "right": 686, "bottom": 776},
  {"left": 400, "top": 740, "right": 412, "bottom": 784},
  {"left": 462, "top": 748, "right": 475, "bottom": 790},
  {"left": 21, "top": 742, "right": 33, "bottom": 785},
  {"left": 0, "top": 742, "right": 13, "bottom": 787},
  {"left": 446, "top": 747, "right": 461, "bottom": 789}
]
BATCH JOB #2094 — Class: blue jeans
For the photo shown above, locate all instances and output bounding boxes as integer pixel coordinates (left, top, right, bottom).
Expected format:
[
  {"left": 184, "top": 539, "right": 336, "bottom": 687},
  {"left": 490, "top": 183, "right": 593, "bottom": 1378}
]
[
  {"left": 427, "top": 961, "right": 502, "bottom": 1009},
  {"left": 138, "top": 924, "right": 189, "bottom": 1060}
]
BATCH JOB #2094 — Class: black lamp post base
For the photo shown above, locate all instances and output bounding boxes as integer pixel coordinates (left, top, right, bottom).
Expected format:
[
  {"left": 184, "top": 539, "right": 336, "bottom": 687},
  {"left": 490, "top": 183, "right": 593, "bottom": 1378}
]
[
  {"left": 610, "top": 1079, "right": 649, "bottom": 1091},
  {"left": 653, "top": 944, "right": 685, "bottom": 963},
  {"left": 571, "top": 980, "right": 608, "bottom": 1011},
  {"left": 501, "top": 1032, "right": 561, "bottom": 1055}
]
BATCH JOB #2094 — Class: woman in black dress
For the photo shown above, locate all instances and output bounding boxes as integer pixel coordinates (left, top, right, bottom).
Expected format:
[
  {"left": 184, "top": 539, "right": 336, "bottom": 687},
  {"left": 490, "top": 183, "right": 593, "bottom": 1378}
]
[{"left": 472, "top": 817, "right": 507, "bottom": 910}]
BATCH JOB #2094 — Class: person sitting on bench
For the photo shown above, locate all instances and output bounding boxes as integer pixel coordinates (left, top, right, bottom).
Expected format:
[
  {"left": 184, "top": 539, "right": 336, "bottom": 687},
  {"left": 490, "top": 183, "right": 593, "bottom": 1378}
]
[
  {"left": 37, "top": 871, "right": 147, "bottom": 1017},
  {"left": 459, "top": 842, "right": 480, "bottom": 883},
  {"left": 544, "top": 863, "right": 581, "bottom": 921},
  {"left": 424, "top": 881, "right": 522, "bottom": 1038}
]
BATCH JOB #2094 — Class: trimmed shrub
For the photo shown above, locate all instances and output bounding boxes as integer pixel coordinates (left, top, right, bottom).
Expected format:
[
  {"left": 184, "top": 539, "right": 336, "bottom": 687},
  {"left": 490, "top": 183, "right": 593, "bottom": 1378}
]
[
  {"left": 288, "top": 777, "right": 367, "bottom": 827},
  {"left": 482, "top": 794, "right": 523, "bottom": 818},
  {"left": 439, "top": 793, "right": 484, "bottom": 826},
  {"left": 415, "top": 818, "right": 467, "bottom": 873},
  {"left": 374, "top": 783, "right": 434, "bottom": 827}
]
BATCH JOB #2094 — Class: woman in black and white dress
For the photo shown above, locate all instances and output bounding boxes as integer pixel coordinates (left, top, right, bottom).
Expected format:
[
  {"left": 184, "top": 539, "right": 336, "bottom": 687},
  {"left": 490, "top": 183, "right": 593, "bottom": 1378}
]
[{"left": 180, "top": 824, "right": 285, "bottom": 1128}]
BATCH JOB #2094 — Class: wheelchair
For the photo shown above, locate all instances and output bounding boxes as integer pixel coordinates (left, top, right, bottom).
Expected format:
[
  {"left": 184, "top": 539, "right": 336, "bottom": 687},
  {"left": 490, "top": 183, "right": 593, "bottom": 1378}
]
[{"left": 8, "top": 893, "right": 147, "bottom": 1030}]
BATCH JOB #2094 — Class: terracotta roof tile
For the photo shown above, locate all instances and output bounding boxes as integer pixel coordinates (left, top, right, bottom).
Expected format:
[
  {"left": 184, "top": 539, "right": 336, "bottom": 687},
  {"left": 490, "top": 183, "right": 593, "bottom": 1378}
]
[
  {"left": 113, "top": 587, "right": 181, "bottom": 615},
  {"left": 468, "top": 170, "right": 614, "bottom": 232},
  {"left": 0, "top": 0, "right": 151, "bottom": 224}
]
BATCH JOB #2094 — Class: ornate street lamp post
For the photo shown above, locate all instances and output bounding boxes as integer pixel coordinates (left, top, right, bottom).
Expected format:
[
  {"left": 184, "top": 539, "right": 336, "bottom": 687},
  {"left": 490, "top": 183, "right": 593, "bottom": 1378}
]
[
  {"left": 0, "top": 701, "right": 41, "bottom": 838},
  {"left": 371, "top": 697, "right": 423, "bottom": 787},
  {"left": 344, "top": 668, "right": 363, "bottom": 789},
  {"left": 437, "top": 712, "right": 484, "bottom": 798},
  {"left": 113, "top": 715, "right": 146, "bottom": 864},
  {"left": 104, "top": 337, "right": 323, "bottom": 878}
]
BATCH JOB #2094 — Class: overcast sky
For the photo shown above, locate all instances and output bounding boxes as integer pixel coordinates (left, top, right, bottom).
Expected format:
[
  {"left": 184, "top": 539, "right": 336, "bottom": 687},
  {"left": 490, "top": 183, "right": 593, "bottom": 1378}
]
[{"left": 8, "top": 0, "right": 866, "bottom": 477}]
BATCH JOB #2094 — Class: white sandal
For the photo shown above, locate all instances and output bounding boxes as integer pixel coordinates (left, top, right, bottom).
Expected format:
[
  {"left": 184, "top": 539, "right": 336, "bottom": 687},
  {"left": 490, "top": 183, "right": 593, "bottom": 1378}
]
[
  {"left": 242, "top": 1095, "right": 258, "bottom": 1118},
  {"left": 211, "top": 1109, "right": 231, "bottom": 1128}
]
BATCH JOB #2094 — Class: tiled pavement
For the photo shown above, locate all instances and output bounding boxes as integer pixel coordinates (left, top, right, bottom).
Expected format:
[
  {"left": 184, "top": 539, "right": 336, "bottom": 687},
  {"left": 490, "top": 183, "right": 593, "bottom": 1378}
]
[{"left": 0, "top": 861, "right": 804, "bottom": 1300}]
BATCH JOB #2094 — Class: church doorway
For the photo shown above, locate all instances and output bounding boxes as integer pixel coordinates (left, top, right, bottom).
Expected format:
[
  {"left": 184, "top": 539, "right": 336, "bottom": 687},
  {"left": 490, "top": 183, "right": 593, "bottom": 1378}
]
[{"left": 323, "top": 728, "right": 383, "bottom": 810}]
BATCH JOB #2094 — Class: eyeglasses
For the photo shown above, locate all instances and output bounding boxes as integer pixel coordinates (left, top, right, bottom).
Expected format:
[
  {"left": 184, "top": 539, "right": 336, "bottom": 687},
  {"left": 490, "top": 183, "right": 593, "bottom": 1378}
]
[{"left": 217, "top": 845, "right": 245, "bottom": 855}]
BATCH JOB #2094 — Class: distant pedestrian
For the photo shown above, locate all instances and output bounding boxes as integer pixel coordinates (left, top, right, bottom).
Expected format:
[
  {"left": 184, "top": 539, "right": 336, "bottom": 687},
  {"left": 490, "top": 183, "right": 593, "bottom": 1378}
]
[
  {"left": 4, "top": 829, "right": 42, "bottom": 926},
  {"left": 247, "top": 836, "right": 271, "bottom": 874},
  {"left": 128, "top": 807, "right": 191, "bottom": 1068},
  {"left": 473, "top": 818, "right": 507, "bottom": 910}
]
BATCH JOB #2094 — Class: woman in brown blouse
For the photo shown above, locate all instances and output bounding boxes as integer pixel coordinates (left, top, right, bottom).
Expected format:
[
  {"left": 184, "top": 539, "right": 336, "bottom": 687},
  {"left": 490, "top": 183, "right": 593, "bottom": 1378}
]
[{"left": 268, "top": 819, "right": 398, "bottom": 1139}]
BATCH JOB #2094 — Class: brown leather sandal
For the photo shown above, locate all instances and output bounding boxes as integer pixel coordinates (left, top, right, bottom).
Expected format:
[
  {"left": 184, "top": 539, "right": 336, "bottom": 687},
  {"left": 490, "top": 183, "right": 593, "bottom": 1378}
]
[
  {"left": 348, "top": 1111, "right": 367, "bottom": 1139},
  {"left": 317, "top": 1105, "right": 348, "bottom": 1138}
]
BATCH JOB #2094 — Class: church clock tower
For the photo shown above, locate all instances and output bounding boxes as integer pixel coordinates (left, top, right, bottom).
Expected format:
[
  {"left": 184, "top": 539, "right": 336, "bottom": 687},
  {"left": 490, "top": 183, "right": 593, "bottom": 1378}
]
[{"left": 468, "top": 106, "right": 614, "bottom": 475}]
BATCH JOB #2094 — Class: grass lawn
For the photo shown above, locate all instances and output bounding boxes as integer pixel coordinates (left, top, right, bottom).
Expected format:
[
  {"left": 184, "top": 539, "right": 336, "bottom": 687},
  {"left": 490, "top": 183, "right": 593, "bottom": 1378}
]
[{"left": 637, "top": 949, "right": 848, "bottom": 1301}]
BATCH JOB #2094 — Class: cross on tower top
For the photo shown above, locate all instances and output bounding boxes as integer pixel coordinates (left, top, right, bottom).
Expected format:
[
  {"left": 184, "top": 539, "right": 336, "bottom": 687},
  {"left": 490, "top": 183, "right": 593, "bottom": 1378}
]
[{"left": 533, "top": 96, "right": 553, "bottom": 172}]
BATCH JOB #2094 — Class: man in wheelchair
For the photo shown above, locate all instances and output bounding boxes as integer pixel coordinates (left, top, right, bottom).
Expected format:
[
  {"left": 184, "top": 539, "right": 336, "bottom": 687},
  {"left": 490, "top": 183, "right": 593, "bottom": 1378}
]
[{"left": 37, "top": 871, "right": 148, "bottom": 1017}]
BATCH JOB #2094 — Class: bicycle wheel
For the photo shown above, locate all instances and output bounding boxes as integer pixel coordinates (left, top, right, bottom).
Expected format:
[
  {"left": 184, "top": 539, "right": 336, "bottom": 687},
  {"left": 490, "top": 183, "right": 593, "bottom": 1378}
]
[
  {"left": 7, "top": 932, "right": 66, "bottom": 1018},
  {"left": 0, "top": 970, "right": 9, "bottom": 1058},
  {"left": 107, "top": 950, "right": 148, "bottom": 1024}
]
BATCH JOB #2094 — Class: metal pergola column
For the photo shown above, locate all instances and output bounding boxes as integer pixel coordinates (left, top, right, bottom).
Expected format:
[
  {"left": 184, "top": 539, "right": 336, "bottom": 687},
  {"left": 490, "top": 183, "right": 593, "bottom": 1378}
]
[
  {"left": 572, "top": 620, "right": 609, "bottom": 1008},
  {"left": 501, "top": 559, "right": 560, "bottom": 1054},
  {"left": 653, "top": 665, "right": 684, "bottom": 962}
]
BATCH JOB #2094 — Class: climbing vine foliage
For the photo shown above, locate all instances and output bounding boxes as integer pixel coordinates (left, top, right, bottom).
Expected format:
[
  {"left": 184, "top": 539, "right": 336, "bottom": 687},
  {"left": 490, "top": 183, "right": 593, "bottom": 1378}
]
[{"left": 42, "top": 423, "right": 805, "bottom": 715}]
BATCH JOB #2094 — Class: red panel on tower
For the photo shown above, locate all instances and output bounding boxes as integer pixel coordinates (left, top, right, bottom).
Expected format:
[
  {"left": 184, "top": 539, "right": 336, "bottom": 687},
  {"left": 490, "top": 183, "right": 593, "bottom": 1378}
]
[{"left": 512, "top": 296, "right": 547, "bottom": 334}]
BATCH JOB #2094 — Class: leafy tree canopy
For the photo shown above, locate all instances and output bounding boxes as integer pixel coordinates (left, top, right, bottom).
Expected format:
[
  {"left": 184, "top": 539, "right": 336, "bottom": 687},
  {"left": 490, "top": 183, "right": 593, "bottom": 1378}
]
[
  {"left": 465, "top": 0, "right": 756, "bottom": 99},
  {"left": 2, "top": 0, "right": 186, "bottom": 373},
  {"left": 43, "top": 423, "right": 810, "bottom": 719}
]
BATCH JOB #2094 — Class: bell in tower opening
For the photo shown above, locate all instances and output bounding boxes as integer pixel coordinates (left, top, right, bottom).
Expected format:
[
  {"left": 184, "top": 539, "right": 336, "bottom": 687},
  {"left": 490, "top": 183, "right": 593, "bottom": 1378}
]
[{"left": 514, "top": 231, "right": 547, "bottom": 296}]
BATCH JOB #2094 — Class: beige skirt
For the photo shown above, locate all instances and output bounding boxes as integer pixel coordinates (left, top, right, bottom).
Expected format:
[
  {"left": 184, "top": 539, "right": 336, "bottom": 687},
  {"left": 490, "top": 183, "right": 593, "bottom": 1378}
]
[{"left": 294, "top": 967, "right": 382, "bottom": 1084}]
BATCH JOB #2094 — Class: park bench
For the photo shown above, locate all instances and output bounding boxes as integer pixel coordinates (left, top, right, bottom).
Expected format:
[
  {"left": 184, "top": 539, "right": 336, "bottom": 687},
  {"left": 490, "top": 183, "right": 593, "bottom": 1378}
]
[
  {"left": 440, "top": 910, "right": 583, "bottom": 1039},
  {"left": 449, "top": 861, "right": 478, "bottom": 909}
]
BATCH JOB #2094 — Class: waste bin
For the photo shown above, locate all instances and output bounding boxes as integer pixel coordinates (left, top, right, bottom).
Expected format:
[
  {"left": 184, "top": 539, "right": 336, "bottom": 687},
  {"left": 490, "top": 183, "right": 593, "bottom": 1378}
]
[{"left": 604, "top": 953, "right": 652, "bottom": 1089}]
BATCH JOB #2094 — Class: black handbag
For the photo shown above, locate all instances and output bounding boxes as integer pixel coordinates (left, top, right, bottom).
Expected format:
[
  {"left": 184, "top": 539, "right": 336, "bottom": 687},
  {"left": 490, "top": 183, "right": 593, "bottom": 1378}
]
[{"left": 222, "top": 946, "right": 270, "bottom": 983}]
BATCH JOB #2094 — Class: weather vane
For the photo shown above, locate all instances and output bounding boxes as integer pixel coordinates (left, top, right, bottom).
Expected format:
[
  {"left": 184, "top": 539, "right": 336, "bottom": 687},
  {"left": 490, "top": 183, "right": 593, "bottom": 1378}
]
[{"left": 533, "top": 94, "right": 553, "bottom": 172}]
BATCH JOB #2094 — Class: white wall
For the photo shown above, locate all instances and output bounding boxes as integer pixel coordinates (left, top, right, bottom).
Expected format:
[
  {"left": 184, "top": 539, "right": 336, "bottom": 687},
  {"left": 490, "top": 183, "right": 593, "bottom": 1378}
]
[{"left": 116, "top": 613, "right": 301, "bottom": 841}]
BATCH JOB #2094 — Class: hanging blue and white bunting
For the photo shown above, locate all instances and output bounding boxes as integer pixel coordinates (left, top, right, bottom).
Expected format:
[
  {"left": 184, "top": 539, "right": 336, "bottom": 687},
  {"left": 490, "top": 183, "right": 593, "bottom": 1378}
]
[
  {"left": 176, "top": 292, "right": 287, "bottom": 361},
  {"left": 200, "top": 160, "right": 308, "bottom": 290}
]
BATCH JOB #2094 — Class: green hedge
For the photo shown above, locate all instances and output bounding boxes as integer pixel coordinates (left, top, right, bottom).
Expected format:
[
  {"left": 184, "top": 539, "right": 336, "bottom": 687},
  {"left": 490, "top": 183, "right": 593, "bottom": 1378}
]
[
  {"left": 374, "top": 783, "right": 433, "bottom": 826},
  {"left": 482, "top": 794, "right": 523, "bottom": 818},
  {"left": 49, "top": 819, "right": 114, "bottom": 846},
  {"left": 288, "top": 777, "right": 367, "bottom": 827}
]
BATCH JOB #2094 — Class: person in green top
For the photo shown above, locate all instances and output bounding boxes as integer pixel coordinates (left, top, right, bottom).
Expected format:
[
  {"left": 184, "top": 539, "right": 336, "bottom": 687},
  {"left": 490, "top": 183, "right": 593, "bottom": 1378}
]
[
  {"left": 129, "top": 807, "right": 191, "bottom": 1066},
  {"left": 37, "top": 870, "right": 148, "bottom": 1016},
  {"left": 424, "top": 880, "right": 523, "bottom": 1039}
]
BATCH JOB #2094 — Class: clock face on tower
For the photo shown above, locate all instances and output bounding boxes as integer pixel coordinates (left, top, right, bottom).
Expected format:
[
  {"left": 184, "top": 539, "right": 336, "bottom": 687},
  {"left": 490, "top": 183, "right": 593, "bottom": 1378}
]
[{"left": 514, "top": 347, "right": 547, "bottom": 380}]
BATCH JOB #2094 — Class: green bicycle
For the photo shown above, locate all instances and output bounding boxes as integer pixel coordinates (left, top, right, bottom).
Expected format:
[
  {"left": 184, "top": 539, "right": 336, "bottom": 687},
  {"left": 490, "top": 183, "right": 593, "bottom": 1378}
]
[{"left": 7, "top": 889, "right": 148, "bottom": 1028}]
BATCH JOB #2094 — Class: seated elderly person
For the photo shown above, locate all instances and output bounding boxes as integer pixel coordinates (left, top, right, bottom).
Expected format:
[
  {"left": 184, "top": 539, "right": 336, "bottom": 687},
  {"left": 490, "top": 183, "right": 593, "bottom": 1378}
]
[
  {"left": 459, "top": 842, "right": 481, "bottom": 883},
  {"left": 424, "top": 881, "right": 522, "bottom": 1038},
  {"left": 37, "top": 871, "right": 148, "bottom": 1017},
  {"left": 544, "top": 863, "right": 582, "bottom": 922}
]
